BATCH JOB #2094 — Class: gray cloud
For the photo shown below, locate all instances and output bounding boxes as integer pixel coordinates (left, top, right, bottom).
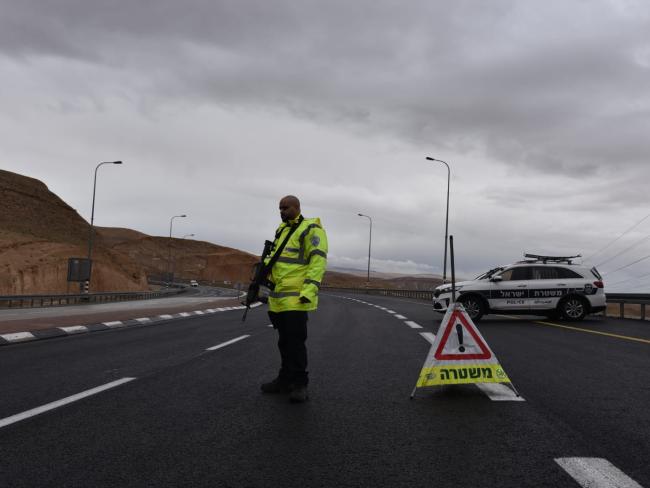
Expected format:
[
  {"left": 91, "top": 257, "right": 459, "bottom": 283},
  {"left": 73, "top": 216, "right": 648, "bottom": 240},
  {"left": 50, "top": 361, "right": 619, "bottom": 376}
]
[{"left": 2, "top": 0, "right": 650, "bottom": 290}]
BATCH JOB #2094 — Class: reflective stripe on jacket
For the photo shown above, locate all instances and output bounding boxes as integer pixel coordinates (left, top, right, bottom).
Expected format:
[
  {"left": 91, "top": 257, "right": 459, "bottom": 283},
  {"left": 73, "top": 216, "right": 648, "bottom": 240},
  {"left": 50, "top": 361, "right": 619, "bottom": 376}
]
[{"left": 265, "top": 215, "right": 328, "bottom": 312}]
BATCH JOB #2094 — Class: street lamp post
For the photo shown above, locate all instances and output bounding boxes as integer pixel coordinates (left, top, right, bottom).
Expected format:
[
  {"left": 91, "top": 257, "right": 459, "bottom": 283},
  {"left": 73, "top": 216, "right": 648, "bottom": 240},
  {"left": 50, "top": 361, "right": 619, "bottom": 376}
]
[
  {"left": 425, "top": 156, "right": 450, "bottom": 283},
  {"left": 168, "top": 214, "right": 187, "bottom": 284},
  {"left": 358, "top": 213, "right": 372, "bottom": 283},
  {"left": 86, "top": 161, "right": 122, "bottom": 292}
]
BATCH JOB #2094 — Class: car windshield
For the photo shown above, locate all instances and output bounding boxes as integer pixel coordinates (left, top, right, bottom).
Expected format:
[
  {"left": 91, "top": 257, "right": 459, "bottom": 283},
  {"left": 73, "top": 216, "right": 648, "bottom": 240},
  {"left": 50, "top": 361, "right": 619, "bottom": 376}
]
[{"left": 474, "top": 266, "right": 504, "bottom": 280}]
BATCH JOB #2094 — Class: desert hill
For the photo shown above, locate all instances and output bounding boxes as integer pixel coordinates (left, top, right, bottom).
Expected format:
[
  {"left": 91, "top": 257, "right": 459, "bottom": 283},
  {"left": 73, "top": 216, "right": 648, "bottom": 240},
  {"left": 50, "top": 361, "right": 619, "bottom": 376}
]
[
  {"left": 0, "top": 169, "right": 149, "bottom": 294},
  {"left": 96, "top": 227, "right": 258, "bottom": 287},
  {"left": 322, "top": 270, "right": 442, "bottom": 290},
  {"left": 0, "top": 169, "right": 258, "bottom": 294}
]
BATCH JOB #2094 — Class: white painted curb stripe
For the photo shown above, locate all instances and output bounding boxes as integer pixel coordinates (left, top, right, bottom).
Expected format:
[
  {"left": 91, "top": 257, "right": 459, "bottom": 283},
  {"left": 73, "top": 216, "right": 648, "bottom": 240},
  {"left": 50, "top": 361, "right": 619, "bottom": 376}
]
[
  {"left": 58, "top": 326, "right": 88, "bottom": 334},
  {"left": 135, "top": 317, "right": 151, "bottom": 323},
  {"left": 394, "top": 314, "right": 407, "bottom": 320},
  {"left": 158, "top": 314, "right": 173, "bottom": 319},
  {"left": 405, "top": 321, "right": 422, "bottom": 329},
  {"left": 0, "top": 332, "right": 35, "bottom": 342},
  {"left": 555, "top": 458, "right": 643, "bottom": 488},
  {"left": 386, "top": 310, "right": 396, "bottom": 313},
  {"left": 206, "top": 335, "right": 250, "bottom": 351},
  {"left": 419, "top": 332, "right": 437, "bottom": 344},
  {"left": 179, "top": 312, "right": 191, "bottom": 317},
  {"left": 475, "top": 383, "right": 525, "bottom": 402},
  {"left": 206, "top": 309, "right": 217, "bottom": 313},
  {"left": 194, "top": 310, "right": 204, "bottom": 315},
  {"left": 102, "top": 321, "right": 125, "bottom": 328},
  {"left": 0, "top": 377, "right": 136, "bottom": 429}
]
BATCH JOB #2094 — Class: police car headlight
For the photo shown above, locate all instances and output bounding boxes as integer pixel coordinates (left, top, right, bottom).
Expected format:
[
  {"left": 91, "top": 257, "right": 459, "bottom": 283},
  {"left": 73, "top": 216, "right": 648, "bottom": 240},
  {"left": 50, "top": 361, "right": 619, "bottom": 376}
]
[{"left": 437, "top": 285, "right": 462, "bottom": 294}]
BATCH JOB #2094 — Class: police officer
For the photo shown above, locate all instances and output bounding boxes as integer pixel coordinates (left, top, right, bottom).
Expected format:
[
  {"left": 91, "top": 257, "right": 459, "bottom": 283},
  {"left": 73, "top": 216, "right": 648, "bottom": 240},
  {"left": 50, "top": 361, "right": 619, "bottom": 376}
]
[{"left": 261, "top": 195, "right": 328, "bottom": 403}]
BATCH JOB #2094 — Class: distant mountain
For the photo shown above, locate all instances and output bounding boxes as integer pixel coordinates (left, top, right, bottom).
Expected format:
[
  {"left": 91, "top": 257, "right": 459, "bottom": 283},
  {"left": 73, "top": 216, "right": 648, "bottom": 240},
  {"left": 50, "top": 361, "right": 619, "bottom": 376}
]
[{"left": 327, "top": 266, "right": 443, "bottom": 281}]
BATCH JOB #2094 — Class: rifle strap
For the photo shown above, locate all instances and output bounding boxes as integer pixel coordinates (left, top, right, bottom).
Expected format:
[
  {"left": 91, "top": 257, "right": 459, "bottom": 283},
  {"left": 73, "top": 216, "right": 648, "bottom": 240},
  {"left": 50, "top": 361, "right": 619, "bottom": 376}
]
[{"left": 263, "top": 215, "right": 304, "bottom": 276}]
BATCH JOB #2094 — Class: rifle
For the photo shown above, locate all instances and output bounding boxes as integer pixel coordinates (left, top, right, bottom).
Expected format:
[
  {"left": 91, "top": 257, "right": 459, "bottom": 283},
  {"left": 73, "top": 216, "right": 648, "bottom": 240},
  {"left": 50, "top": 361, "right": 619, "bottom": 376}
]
[
  {"left": 242, "top": 240, "right": 274, "bottom": 322},
  {"left": 241, "top": 216, "right": 304, "bottom": 322}
]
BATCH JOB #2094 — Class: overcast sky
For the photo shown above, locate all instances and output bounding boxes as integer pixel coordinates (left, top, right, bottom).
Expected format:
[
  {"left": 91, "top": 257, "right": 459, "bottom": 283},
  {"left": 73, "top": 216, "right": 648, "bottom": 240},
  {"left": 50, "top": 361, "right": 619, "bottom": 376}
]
[{"left": 2, "top": 0, "right": 650, "bottom": 290}]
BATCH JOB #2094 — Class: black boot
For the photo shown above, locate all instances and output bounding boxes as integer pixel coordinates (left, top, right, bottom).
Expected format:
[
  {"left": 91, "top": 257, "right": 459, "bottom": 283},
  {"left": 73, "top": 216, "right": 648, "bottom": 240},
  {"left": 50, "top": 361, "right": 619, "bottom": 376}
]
[
  {"left": 289, "top": 385, "right": 309, "bottom": 403},
  {"left": 260, "top": 378, "right": 290, "bottom": 394}
]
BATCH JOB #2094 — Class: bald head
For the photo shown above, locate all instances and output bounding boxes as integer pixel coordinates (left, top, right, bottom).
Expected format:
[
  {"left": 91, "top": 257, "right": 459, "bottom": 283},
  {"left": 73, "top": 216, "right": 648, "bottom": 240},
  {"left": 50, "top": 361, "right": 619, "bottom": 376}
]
[{"left": 279, "top": 195, "right": 301, "bottom": 222}]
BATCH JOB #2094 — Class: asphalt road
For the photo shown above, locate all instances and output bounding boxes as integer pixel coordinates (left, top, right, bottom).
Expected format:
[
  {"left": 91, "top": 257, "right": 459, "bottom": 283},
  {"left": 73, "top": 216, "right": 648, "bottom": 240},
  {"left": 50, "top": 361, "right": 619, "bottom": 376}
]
[
  {"left": 0, "top": 286, "right": 243, "bottom": 334},
  {"left": 0, "top": 294, "right": 648, "bottom": 487}
]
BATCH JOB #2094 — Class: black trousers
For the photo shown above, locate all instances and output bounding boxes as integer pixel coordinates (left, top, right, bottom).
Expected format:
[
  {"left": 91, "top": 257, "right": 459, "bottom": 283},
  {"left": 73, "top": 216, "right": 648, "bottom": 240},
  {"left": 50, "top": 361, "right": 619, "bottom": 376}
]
[{"left": 268, "top": 311, "right": 309, "bottom": 386}]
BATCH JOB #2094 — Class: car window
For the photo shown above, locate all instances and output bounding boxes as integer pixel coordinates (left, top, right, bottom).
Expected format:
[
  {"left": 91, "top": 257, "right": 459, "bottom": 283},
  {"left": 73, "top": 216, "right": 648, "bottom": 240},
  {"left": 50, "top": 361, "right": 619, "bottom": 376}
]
[
  {"left": 531, "top": 266, "right": 559, "bottom": 279},
  {"left": 556, "top": 267, "right": 583, "bottom": 279},
  {"left": 498, "top": 267, "right": 530, "bottom": 281}
]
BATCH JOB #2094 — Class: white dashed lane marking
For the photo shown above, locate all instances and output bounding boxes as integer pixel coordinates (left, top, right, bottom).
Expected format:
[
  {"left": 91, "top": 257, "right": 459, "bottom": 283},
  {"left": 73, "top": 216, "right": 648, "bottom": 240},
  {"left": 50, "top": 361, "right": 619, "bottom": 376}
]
[
  {"left": 0, "top": 378, "right": 136, "bottom": 429},
  {"left": 404, "top": 321, "right": 423, "bottom": 329},
  {"left": 394, "top": 314, "right": 407, "bottom": 320},
  {"left": 555, "top": 458, "right": 643, "bottom": 488},
  {"left": 475, "top": 383, "right": 524, "bottom": 402},
  {"left": 57, "top": 326, "right": 88, "bottom": 334},
  {"left": 206, "top": 335, "right": 250, "bottom": 351},
  {"left": 419, "top": 332, "right": 437, "bottom": 344}
]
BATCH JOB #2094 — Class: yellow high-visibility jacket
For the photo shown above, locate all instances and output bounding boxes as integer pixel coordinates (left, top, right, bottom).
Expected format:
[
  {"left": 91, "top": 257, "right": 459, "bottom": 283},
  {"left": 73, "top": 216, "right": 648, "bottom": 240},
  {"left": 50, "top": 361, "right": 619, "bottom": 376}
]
[{"left": 265, "top": 215, "right": 328, "bottom": 312}]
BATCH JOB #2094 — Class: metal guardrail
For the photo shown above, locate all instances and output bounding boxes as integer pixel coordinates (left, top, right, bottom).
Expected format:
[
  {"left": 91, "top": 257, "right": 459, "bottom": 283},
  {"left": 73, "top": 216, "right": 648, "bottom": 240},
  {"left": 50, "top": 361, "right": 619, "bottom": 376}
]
[
  {"left": 0, "top": 288, "right": 185, "bottom": 309},
  {"left": 325, "top": 288, "right": 650, "bottom": 321},
  {"left": 604, "top": 293, "right": 650, "bottom": 320},
  {"left": 323, "top": 287, "right": 434, "bottom": 300}
]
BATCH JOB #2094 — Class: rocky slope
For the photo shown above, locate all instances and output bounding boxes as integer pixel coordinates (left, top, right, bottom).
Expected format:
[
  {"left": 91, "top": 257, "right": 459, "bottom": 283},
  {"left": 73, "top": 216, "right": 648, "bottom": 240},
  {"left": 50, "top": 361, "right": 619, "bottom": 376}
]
[
  {"left": 0, "top": 169, "right": 149, "bottom": 294},
  {"left": 0, "top": 169, "right": 257, "bottom": 295}
]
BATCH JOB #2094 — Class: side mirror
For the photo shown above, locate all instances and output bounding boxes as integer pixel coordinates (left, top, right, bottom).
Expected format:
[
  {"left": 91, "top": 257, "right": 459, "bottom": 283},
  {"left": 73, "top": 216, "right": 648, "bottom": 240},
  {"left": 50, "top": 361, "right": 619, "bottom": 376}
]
[{"left": 490, "top": 276, "right": 503, "bottom": 282}]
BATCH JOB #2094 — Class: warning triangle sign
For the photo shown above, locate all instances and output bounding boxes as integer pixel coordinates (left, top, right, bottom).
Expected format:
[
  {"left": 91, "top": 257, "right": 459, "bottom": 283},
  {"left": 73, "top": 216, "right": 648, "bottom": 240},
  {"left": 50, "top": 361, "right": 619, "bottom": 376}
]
[
  {"left": 433, "top": 308, "right": 492, "bottom": 360},
  {"left": 411, "top": 302, "right": 518, "bottom": 395}
]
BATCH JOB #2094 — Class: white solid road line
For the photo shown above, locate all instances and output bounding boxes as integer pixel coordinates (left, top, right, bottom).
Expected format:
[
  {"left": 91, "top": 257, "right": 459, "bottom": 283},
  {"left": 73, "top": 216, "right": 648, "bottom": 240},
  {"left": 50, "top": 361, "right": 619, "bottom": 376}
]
[
  {"left": 0, "top": 377, "right": 136, "bottom": 429},
  {"left": 394, "top": 314, "right": 407, "bottom": 320},
  {"left": 206, "top": 335, "right": 250, "bottom": 351},
  {"left": 419, "top": 332, "right": 437, "bottom": 344},
  {"left": 555, "top": 458, "right": 643, "bottom": 488},
  {"left": 404, "top": 321, "right": 423, "bottom": 329},
  {"left": 475, "top": 383, "right": 525, "bottom": 402}
]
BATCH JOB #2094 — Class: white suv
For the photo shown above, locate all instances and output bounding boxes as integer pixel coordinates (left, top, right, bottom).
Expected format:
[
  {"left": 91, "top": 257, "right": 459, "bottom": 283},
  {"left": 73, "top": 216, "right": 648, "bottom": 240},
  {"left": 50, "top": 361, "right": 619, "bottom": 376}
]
[{"left": 432, "top": 254, "right": 606, "bottom": 322}]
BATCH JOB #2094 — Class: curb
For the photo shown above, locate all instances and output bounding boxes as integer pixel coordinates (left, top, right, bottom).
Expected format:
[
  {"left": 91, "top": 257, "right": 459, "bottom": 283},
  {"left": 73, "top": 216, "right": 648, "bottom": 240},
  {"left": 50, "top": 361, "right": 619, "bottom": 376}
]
[{"left": 0, "top": 302, "right": 264, "bottom": 347}]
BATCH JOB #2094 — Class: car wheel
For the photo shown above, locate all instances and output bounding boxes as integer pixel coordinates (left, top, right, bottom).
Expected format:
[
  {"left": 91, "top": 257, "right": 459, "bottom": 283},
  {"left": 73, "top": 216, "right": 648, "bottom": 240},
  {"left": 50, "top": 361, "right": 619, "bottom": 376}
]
[
  {"left": 558, "top": 296, "right": 588, "bottom": 321},
  {"left": 458, "top": 295, "right": 485, "bottom": 321}
]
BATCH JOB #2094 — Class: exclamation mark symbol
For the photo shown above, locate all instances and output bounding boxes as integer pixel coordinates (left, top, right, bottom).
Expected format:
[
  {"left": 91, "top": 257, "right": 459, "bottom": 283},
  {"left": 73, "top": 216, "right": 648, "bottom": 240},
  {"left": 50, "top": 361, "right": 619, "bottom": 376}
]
[{"left": 456, "top": 323, "right": 465, "bottom": 352}]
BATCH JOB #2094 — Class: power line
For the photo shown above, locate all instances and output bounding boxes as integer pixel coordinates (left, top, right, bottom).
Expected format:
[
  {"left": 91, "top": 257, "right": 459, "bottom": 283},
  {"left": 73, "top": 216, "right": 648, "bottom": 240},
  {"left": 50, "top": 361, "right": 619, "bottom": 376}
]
[
  {"left": 607, "top": 270, "right": 650, "bottom": 287},
  {"left": 585, "top": 212, "right": 650, "bottom": 261},
  {"left": 602, "top": 253, "right": 650, "bottom": 275},
  {"left": 596, "top": 234, "right": 650, "bottom": 267}
]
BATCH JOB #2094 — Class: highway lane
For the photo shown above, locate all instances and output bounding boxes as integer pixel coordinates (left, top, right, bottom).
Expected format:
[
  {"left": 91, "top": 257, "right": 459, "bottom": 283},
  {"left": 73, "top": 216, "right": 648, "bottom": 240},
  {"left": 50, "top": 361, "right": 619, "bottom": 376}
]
[
  {"left": 0, "top": 295, "right": 648, "bottom": 487},
  {"left": 0, "top": 286, "right": 244, "bottom": 334}
]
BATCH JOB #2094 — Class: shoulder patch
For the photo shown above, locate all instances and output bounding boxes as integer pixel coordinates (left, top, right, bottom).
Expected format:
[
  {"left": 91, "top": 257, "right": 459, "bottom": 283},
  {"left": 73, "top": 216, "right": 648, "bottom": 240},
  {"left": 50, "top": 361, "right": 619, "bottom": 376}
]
[{"left": 310, "top": 235, "right": 321, "bottom": 247}]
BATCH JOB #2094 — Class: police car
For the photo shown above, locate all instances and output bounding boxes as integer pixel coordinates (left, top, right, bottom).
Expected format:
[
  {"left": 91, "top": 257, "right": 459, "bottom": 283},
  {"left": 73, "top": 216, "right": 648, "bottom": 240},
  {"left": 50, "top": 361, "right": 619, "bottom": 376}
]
[{"left": 432, "top": 254, "right": 606, "bottom": 322}]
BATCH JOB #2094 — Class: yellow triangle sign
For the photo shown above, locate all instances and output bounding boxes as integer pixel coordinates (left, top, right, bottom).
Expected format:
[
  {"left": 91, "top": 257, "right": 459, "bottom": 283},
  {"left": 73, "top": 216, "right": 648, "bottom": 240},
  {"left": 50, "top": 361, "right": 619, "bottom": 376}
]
[{"left": 412, "top": 302, "right": 518, "bottom": 395}]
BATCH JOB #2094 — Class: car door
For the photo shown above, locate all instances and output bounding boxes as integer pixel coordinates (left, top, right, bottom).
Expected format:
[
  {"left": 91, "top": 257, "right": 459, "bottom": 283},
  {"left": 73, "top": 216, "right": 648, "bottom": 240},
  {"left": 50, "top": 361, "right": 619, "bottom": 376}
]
[
  {"left": 489, "top": 266, "right": 531, "bottom": 310},
  {"left": 527, "top": 266, "right": 568, "bottom": 311}
]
